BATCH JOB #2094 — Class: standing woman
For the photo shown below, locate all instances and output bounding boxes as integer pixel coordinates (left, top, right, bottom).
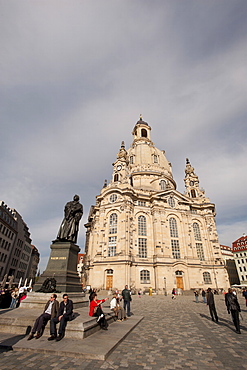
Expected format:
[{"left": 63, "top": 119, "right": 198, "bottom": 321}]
[
  {"left": 89, "top": 293, "right": 109, "bottom": 330},
  {"left": 225, "top": 288, "right": 241, "bottom": 334}
]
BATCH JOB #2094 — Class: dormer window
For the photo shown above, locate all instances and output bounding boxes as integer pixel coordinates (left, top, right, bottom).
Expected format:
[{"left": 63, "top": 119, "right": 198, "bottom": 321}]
[
  {"left": 114, "top": 174, "right": 119, "bottom": 182},
  {"left": 153, "top": 155, "right": 158, "bottom": 163},
  {"left": 141, "top": 128, "right": 147, "bottom": 137}
]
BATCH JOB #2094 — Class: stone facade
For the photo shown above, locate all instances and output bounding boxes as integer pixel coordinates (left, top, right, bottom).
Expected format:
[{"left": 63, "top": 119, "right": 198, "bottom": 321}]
[
  {"left": 84, "top": 118, "right": 229, "bottom": 293},
  {"left": 0, "top": 201, "right": 36, "bottom": 285},
  {"left": 232, "top": 234, "right": 247, "bottom": 285}
]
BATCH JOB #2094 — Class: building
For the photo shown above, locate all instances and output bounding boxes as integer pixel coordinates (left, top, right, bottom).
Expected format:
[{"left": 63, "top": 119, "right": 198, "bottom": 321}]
[
  {"left": 84, "top": 117, "right": 229, "bottom": 293},
  {"left": 220, "top": 244, "right": 239, "bottom": 285},
  {"left": 0, "top": 200, "right": 39, "bottom": 285},
  {"left": 232, "top": 234, "right": 247, "bottom": 285}
]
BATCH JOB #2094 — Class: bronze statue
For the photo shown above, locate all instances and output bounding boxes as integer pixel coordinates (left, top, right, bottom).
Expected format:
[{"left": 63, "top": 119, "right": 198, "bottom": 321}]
[
  {"left": 36, "top": 277, "right": 60, "bottom": 293},
  {"left": 56, "top": 195, "right": 83, "bottom": 244}
]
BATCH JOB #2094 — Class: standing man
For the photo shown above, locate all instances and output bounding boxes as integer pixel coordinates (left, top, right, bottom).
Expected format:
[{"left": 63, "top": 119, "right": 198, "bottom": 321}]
[
  {"left": 201, "top": 289, "right": 206, "bottom": 303},
  {"left": 225, "top": 288, "right": 241, "bottom": 334},
  {"left": 48, "top": 294, "right": 73, "bottom": 341},
  {"left": 207, "top": 288, "right": 218, "bottom": 322},
  {"left": 28, "top": 294, "right": 59, "bottom": 340},
  {"left": 122, "top": 285, "right": 132, "bottom": 317}
]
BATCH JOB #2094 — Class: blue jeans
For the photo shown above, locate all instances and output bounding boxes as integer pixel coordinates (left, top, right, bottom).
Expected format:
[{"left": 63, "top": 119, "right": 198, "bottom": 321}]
[{"left": 124, "top": 300, "right": 131, "bottom": 316}]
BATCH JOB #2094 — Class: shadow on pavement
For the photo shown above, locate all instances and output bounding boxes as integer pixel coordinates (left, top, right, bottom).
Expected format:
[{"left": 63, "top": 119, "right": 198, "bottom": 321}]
[{"left": 199, "top": 313, "right": 247, "bottom": 333}]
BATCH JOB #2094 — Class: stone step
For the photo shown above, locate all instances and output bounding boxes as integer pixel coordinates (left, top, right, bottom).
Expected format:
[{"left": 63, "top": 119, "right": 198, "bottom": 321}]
[
  {"left": 0, "top": 314, "right": 143, "bottom": 360},
  {"left": 0, "top": 304, "right": 115, "bottom": 339}
]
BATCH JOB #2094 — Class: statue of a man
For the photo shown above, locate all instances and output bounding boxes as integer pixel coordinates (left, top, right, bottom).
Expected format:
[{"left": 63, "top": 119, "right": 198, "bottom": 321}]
[{"left": 56, "top": 195, "right": 83, "bottom": 244}]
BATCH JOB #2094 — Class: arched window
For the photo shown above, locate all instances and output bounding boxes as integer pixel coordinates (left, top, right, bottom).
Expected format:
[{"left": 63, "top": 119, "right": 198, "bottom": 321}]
[
  {"left": 114, "top": 174, "right": 119, "bottom": 182},
  {"left": 160, "top": 180, "right": 166, "bottom": 190},
  {"left": 141, "top": 128, "right": 147, "bottom": 137},
  {"left": 193, "top": 222, "right": 202, "bottom": 241},
  {"left": 140, "top": 270, "right": 150, "bottom": 283},
  {"left": 169, "top": 218, "right": 178, "bottom": 238},
  {"left": 191, "top": 189, "right": 196, "bottom": 198},
  {"left": 109, "top": 213, "right": 117, "bottom": 234},
  {"left": 175, "top": 270, "right": 183, "bottom": 276},
  {"left": 130, "top": 156, "right": 134, "bottom": 164},
  {"left": 203, "top": 272, "right": 211, "bottom": 284},
  {"left": 138, "top": 215, "right": 147, "bottom": 236}
]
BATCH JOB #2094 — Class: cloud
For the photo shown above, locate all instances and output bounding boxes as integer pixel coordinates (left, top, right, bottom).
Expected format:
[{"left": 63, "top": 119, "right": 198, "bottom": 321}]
[{"left": 0, "top": 0, "right": 247, "bottom": 271}]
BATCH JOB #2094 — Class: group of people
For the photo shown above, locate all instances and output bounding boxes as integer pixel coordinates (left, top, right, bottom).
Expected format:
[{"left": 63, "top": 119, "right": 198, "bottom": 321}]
[
  {"left": 28, "top": 293, "right": 73, "bottom": 342},
  {"left": 28, "top": 285, "right": 132, "bottom": 340},
  {"left": 0, "top": 286, "right": 29, "bottom": 309},
  {"left": 206, "top": 287, "right": 242, "bottom": 334},
  {"left": 88, "top": 285, "right": 132, "bottom": 330}
]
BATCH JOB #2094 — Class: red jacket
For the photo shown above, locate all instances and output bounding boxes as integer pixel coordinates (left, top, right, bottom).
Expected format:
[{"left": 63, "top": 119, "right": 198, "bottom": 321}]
[{"left": 89, "top": 299, "right": 106, "bottom": 316}]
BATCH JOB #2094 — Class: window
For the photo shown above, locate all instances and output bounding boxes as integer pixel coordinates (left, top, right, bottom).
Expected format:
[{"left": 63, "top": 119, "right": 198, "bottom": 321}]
[
  {"left": 175, "top": 270, "right": 183, "bottom": 276},
  {"left": 130, "top": 156, "right": 134, "bottom": 164},
  {"left": 114, "top": 174, "right": 119, "bottom": 182},
  {"left": 137, "top": 201, "right": 146, "bottom": 207},
  {"left": 109, "top": 194, "right": 117, "bottom": 203},
  {"left": 138, "top": 238, "right": 147, "bottom": 258},
  {"left": 108, "top": 236, "right": 117, "bottom": 256},
  {"left": 168, "top": 197, "right": 175, "bottom": 208},
  {"left": 169, "top": 218, "right": 178, "bottom": 238},
  {"left": 109, "top": 213, "right": 118, "bottom": 234},
  {"left": 191, "top": 189, "right": 197, "bottom": 198},
  {"left": 203, "top": 272, "right": 212, "bottom": 284},
  {"left": 138, "top": 216, "right": 147, "bottom": 236},
  {"left": 171, "top": 239, "right": 180, "bottom": 259},
  {"left": 160, "top": 180, "right": 166, "bottom": 190},
  {"left": 106, "top": 269, "right": 113, "bottom": 275},
  {"left": 196, "top": 243, "right": 205, "bottom": 261},
  {"left": 141, "top": 129, "right": 147, "bottom": 137},
  {"left": 239, "top": 267, "right": 242, "bottom": 272},
  {"left": 153, "top": 155, "right": 158, "bottom": 163},
  {"left": 193, "top": 223, "right": 202, "bottom": 241},
  {"left": 140, "top": 270, "right": 150, "bottom": 284},
  {"left": 171, "top": 240, "right": 180, "bottom": 259}
]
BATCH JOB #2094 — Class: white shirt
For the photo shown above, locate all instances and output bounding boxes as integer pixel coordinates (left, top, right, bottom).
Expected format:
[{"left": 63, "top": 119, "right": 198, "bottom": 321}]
[{"left": 45, "top": 300, "right": 54, "bottom": 315}]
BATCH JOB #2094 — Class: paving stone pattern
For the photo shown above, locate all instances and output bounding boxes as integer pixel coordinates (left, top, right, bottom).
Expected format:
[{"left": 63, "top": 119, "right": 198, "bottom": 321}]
[{"left": 1, "top": 293, "right": 247, "bottom": 369}]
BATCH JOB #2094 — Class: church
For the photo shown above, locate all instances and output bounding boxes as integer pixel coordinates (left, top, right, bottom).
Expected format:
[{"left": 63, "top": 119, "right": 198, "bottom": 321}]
[{"left": 84, "top": 117, "right": 229, "bottom": 293}]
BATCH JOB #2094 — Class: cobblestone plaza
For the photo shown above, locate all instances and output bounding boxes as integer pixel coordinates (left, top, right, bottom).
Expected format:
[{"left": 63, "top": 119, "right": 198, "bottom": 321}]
[{"left": 0, "top": 293, "right": 246, "bottom": 369}]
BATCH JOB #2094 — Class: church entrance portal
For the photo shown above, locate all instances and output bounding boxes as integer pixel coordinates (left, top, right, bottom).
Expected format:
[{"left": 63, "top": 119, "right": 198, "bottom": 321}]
[{"left": 106, "top": 269, "right": 113, "bottom": 290}]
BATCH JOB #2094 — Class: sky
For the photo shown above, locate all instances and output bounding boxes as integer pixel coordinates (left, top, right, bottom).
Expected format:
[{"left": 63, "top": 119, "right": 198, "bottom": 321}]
[{"left": 1, "top": 0, "right": 247, "bottom": 274}]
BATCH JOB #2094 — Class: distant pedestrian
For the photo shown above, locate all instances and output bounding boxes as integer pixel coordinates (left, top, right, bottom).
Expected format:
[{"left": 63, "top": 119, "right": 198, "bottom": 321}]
[
  {"left": 122, "top": 285, "right": 132, "bottom": 317},
  {"left": 206, "top": 288, "right": 218, "bottom": 322},
  {"left": 201, "top": 289, "right": 206, "bottom": 304},
  {"left": 225, "top": 288, "right": 241, "bottom": 334},
  {"left": 194, "top": 290, "right": 199, "bottom": 303},
  {"left": 172, "top": 288, "right": 176, "bottom": 299}
]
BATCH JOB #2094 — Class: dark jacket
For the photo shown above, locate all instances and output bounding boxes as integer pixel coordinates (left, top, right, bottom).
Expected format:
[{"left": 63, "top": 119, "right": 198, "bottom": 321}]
[
  {"left": 225, "top": 293, "right": 241, "bottom": 312},
  {"left": 57, "top": 299, "right": 73, "bottom": 320},
  {"left": 122, "top": 289, "right": 131, "bottom": 301},
  {"left": 43, "top": 299, "right": 59, "bottom": 319},
  {"left": 207, "top": 291, "right": 215, "bottom": 306}
]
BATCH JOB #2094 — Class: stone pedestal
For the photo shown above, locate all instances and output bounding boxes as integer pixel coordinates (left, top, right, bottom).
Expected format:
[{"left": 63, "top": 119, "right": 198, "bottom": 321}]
[{"left": 35, "top": 241, "right": 82, "bottom": 293}]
